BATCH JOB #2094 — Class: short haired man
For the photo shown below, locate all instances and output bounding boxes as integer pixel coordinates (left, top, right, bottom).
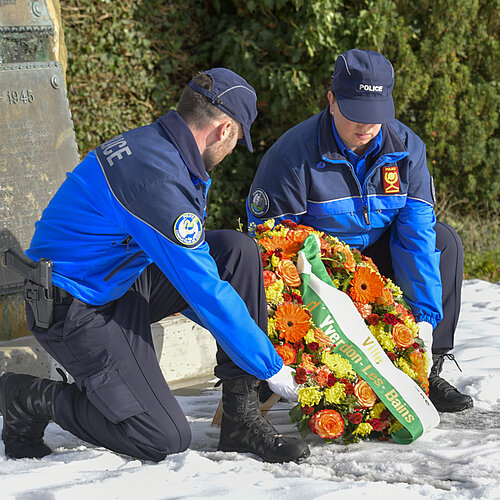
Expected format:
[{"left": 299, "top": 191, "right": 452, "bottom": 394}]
[
  {"left": 0, "top": 68, "right": 309, "bottom": 463},
  {"left": 247, "top": 49, "right": 473, "bottom": 413}
]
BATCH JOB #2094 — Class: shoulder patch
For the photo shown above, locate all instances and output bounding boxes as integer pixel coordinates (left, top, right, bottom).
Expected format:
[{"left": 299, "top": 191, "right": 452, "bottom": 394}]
[
  {"left": 174, "top": 213, "right": 203, "bottom": 246},
  {"left": 249, "top": 188, "right": 270, "bottom": 217}
]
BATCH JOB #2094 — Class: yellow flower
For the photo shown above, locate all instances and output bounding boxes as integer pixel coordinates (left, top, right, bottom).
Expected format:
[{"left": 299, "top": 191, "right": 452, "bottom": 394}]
[
  {"left": 303, "top": 330, "right": 316, "bottom": 344},
  {"left": 298, "top": 386, "right": 323, "bottom": 407},
  {"left": 333, "top": 279, "right": 341, "bottom": 288},
  {"left": 324, "top": 382, "right": 346, "bottom": 404},
  {"left": 369, "top": 324, "right": 396, "bottom": 351},
  {"left": 267, "top": 318, "right": 277, "bottom": 340},
  {"left": 263, "top": 218, "right": 275, "bottom": 230},
  {"left": 403, "top": 316, "right": 419, "bottom": 336},
  {"left": 321, "top": 352, "right": 355, "bottom": 378},
  {"left": 353, "top": 423, "right": 373, "bottom": 436},
  {"left": 395, "top": 358, "right": 417, "bottom": 379},
  {"left": 268, "top": 227, "right": 289, "bottom": 238},
  {"left": 265, "top": 279, "right": 284, "bottom": 305},
  {"left": 368, "top": 402, "right": 386, "bottom": 419},
  {"left": 385, "top": 278, "right": 404, "bottom": 300},
  {"left": 388, "top": 419, "right": 404, "bottom": 435},
  {"left": 271, "top": 254, "right": 281, "bottom": 268}
]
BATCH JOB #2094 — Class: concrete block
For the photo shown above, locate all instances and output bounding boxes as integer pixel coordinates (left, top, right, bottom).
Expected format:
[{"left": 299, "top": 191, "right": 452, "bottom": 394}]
[{"left": 0, "top": 315, "right": 217, "bottom": 389}]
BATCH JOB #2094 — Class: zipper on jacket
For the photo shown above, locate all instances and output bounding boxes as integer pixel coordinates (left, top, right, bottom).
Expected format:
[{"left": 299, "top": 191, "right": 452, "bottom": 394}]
[
  {"left": 104, "top": 250, "right": 144, "bottom": 282},
  {"left": 122, "top": 235, "right": 132, "bottom": 252},
  {"left": 363, "top": 206, "right": 370, "bottom": 225}
]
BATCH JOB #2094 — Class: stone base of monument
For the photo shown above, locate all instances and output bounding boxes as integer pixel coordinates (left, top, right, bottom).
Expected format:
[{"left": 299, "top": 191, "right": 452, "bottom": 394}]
[{"left": 0, "top": 315, "right": 217, "bottom": 390}]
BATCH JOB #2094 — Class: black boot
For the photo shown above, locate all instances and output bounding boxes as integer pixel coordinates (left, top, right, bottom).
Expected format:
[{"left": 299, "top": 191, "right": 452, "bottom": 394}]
[
  {"left": 217, "top": 376, "right": 310, "bottom": 463},
  {"left": 0, "top": 372, "right": 67, "bottom": 459},
  {"left": 428, "top": 354, "right": 474, "bottom": 412}
]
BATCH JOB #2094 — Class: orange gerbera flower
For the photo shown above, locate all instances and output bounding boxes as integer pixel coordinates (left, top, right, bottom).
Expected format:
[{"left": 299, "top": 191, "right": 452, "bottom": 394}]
[
  {"left": 260, "top": 236, "right": 301, "bottom": 258},
  {"left": 276, "top": 259, "right": 301, "bottom": 287},
  {"left": 275, "top": 302, "right": 310, "bottom": 343},
  {"left": 350, "top": 267, "right": 385, "bottom": 304}
]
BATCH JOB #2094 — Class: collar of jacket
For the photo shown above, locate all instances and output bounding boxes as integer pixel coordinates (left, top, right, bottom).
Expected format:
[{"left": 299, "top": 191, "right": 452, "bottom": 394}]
[
  {"left": 317, "top": 107, "right": 408, "bottom": 163},
  {"left": 157, "top": 110, "right": 210, "bottom": 183}
]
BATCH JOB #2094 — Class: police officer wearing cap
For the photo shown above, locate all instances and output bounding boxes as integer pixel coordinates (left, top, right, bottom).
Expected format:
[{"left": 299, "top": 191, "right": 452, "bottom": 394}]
[
  {"left": 247, "top": 49, "right": 473, "bottom": 414},
  {"left": 0, "top": 68, "right": 310, "bottom": 463}
]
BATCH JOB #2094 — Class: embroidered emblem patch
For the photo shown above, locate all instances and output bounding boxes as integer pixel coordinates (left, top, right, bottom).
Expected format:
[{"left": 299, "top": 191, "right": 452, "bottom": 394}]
[
  {"left": 383, "top": 166, "right": 400, "bottom": 194},
  {"left": 174, "top": 213, "right": 202, "bottom": 246},
  {"left": 249, "top": 188, "right": 270, "bottom": 217}
]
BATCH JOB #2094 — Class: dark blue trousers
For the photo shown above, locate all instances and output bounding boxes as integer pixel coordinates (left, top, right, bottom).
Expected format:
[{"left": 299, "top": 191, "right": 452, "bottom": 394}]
[
  {"left": 27, "top": 230, "right": 267, "bottom": 461},
  {"left": 364, "top": 221, "right": 463, "bottom": 353}
]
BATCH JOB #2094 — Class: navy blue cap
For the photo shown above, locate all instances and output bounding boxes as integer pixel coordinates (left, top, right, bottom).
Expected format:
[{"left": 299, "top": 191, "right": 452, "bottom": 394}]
[
  {"left": 188, "top": 68, "right": 258, "bottom": 152},
  {"left": 332, "top": 49, "right": 395, "bottom": 124}
]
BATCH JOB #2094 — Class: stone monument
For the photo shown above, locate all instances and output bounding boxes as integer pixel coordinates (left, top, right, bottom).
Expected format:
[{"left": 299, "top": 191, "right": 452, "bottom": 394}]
[{"left": 0, "top": 0, "right": 79, "bottom": 340}]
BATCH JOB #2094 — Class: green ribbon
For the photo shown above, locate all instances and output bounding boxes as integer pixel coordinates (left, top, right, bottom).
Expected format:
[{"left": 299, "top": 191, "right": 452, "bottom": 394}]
[{"left": 298, "top": 235, "right": 439, "bottom": 444}]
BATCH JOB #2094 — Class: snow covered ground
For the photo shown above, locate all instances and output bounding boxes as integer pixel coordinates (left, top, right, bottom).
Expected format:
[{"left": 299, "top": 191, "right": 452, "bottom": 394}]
[{"left": 1, "top": 279, "right": 499, "bottom": 500}]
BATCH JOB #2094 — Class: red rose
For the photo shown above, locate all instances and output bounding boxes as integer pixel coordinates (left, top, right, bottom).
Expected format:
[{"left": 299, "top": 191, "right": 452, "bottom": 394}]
[
  {"left": 327, "top": 374, "right": 337, "bottom": 387},
  {"left": 294, "top": 366, "right": 307, "bottom": 384},
  {"left": 283, "top": 220, "right": 298, "bottom": 229},
  {"left": 293, "top": 342, "right": 305, "bottom": 352},
  {"left": 380, "top": 409, "right": 391, "bottom": 420},
  {"left": 370, "top": 418, "right": 381, "bottom": 430},
  {"left": 301, "top": 405, "right": 314, "bottom": 415},
  {"left": 383, "top": 313, "right": 400, "bottom": 325},
  {"left": 386, "top": 351, "right": 397, "bottom": 362},
  {"left": 308, "top": 342, "right": 320, "bottom": 352}
]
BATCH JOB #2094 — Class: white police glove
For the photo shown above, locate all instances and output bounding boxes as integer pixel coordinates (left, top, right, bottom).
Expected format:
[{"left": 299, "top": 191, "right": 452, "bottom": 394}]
[
  {"left": 417, "top": 321, "right": 434, "bottom": 376},
  {"left": 265, "top": 365, "right": 299, "bottom": 402}
]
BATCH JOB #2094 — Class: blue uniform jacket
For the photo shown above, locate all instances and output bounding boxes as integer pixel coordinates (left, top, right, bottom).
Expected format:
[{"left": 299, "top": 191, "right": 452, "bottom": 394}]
[
  {"left": 27, "top": 111, "right": 283, "bottom": 380},
  {"left": 247, "top": 108, "right": 443, "bottom": 328}
]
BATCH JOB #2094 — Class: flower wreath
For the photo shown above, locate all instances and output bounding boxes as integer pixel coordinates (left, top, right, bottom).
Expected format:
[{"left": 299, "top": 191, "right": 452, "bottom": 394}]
[{"left": 253, "top": 219, "right": 430, "bottom": 444}]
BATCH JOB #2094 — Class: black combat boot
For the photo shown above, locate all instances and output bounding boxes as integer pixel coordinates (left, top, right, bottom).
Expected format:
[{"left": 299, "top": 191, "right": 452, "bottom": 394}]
[
  {"left": 217, "top": 376, "right": 310, "bottom": 463},
  {"left": 428, "top": 354, "right": 474, "bottom": 412},
  {"left": 0, "top": 372, "right": 68, "bottom": 459}
]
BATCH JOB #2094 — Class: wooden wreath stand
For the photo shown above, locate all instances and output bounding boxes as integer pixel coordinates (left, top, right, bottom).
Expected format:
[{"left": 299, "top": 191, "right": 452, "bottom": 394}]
[{"left": 211, "top": 393, "right": 281, "bottom": 427}]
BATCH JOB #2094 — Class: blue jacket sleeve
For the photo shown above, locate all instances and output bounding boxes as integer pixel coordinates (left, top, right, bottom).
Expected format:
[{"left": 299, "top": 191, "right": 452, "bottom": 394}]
[
  {"left": 122, "top": 211, "right": 284, "bottom": 380},
  {"left": 390, "top": 202, "right": 443, "bottom": 327}
]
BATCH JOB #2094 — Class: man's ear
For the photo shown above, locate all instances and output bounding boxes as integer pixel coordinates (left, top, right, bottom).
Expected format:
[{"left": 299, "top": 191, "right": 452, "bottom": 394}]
[
  {"left": 216, "top": 120, "right": 233, "bottom": 142},
  {"left": 327, "top": 91, "right": 336, "bottom": 114}
]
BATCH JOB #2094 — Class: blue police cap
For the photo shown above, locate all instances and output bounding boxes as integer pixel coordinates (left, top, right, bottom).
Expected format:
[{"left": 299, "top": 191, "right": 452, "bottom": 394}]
[
  {"left": 188, "top": 68, "right": 258, "bottom": 152},
  {"left": 332, "top": 49, "right": 395, "bottom": 124}
]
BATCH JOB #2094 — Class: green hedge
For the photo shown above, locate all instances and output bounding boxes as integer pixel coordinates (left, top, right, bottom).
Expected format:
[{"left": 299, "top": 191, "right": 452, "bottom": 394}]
[{"left": 62, "top": 0, "right": 499, "bottom": 230}]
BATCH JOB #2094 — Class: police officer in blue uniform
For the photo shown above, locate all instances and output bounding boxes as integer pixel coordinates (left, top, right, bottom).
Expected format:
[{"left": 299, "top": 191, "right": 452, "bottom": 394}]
[
  {"left": 247, "top": 49, "right": 473, "bottom": 413},
  {"left": 0, "top": 68, "right": 309, "bottom": 463}
]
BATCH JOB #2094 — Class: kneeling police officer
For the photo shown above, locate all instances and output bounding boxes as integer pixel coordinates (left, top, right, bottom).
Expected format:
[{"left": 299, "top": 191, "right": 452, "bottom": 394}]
[{"left": 0, "top": 68, "right": 309, "bottom": 464}]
